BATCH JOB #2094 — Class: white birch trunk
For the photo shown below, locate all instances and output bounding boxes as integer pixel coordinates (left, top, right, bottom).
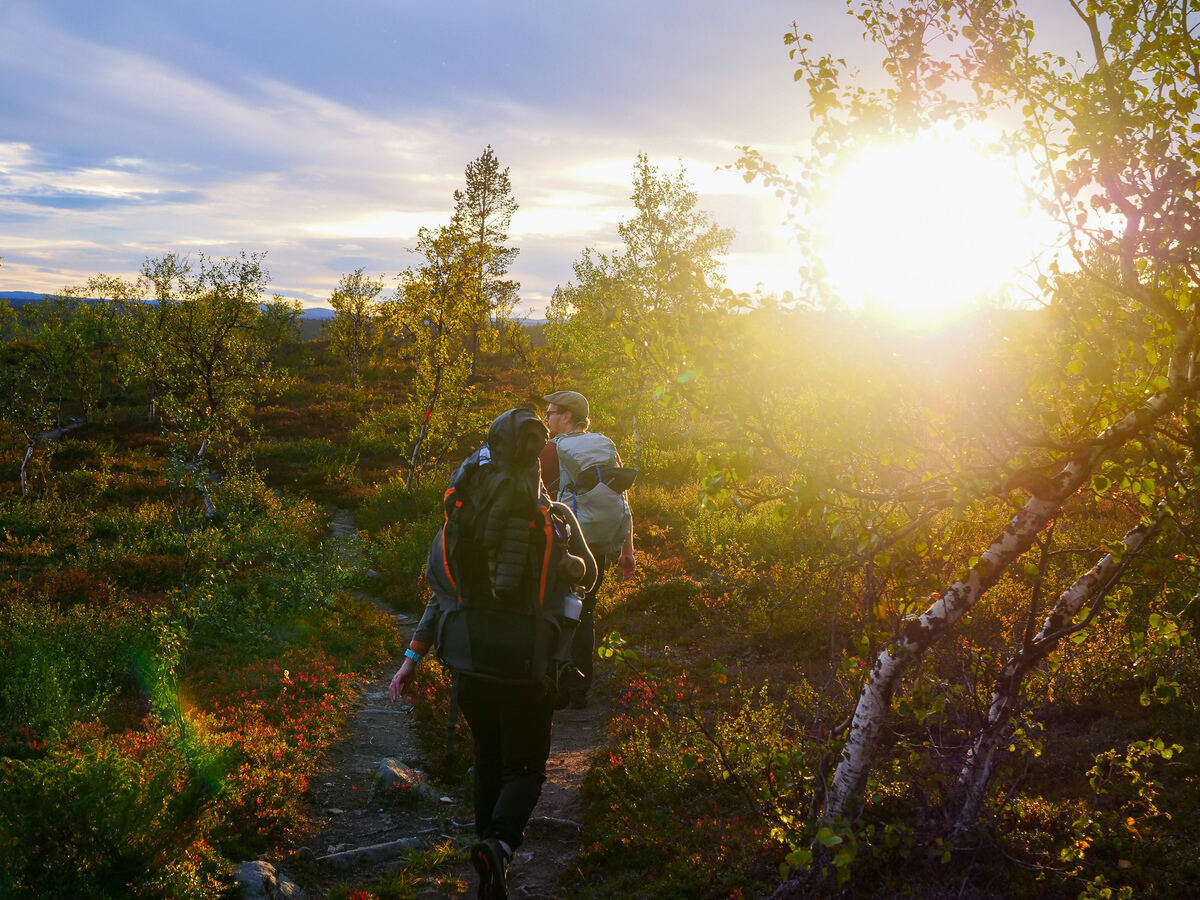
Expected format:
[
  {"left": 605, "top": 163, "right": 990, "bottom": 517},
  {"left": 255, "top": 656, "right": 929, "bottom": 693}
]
[
  {"left": 19, "top": 444, "right": 33, "bottom": 496},
  {"left": 822, "top": 379, "right": 1196, "bottom": 822},
  {"left": 948, "top": 501, "right": 1167, "bottom": 835}
]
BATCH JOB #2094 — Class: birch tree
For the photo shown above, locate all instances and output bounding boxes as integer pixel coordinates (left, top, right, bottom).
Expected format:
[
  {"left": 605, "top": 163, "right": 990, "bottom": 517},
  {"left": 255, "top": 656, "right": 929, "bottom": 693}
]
[
  {"left": 732, "top": 0, "right": 1200, "bottom": 883},
  {"left": 0, "top": 360, "right": 54, "bottom": 495},
  {"left": 392, "top": 224, "right": 482, "bottom": 487},
  {"left": 259, "top": 295, "right": 305, "bottom": 363},
  {"left": 328, "top": 268, "right": 385, "bottom": 384},
  {"left": 548, "top": 154, "right": 734, "bottom": 460},
  {"left": 120, "top": 251, "right": 282, "bottom": 460}
]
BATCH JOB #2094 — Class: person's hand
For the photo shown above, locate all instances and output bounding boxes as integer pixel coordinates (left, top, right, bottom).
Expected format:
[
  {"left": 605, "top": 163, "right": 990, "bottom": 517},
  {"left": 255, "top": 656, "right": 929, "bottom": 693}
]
[
  {"left": 618, "top": 547, "right": 636, "bottom": 581},
  {"left": 388, "top": 659, "right": 417, "bottom": 703}
]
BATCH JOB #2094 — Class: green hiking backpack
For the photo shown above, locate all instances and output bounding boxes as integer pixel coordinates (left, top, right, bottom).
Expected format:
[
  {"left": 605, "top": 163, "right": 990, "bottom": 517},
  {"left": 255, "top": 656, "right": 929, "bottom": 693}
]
[{"left": 552, "top": 431, "right": 636, "bottom": 557}]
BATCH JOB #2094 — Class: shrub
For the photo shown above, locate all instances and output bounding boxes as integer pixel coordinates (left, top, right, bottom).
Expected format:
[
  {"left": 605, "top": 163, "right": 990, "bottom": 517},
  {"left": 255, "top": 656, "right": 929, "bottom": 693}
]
[
  {"left": 0, "top": 722, "right": 228, "bottom": 899},
  {"left": 357, "top": 477, "right": 442, "bottom": 605},
  {"left": 575, "top": 666, "right": 809, "bottom": 898},
  {"left": 0, "top": 595, "right": 159, "bottom": 738},
  {"left": 356, "top": 475, "right": 442, "bottom": 535},
  {"left": 348, "top": 405, "right": 412, "bottom": 457}
]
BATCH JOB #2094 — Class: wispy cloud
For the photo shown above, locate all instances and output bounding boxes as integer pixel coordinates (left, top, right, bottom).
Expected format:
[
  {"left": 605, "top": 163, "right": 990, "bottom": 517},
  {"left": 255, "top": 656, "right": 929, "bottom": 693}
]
[{"left": 0, "top": 3, "right": 807, "bottom": 309}]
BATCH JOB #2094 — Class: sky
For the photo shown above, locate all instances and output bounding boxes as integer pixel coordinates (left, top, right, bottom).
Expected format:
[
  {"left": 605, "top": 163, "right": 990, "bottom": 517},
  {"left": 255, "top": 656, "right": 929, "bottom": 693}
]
[{"left": 0, "top": 0, "right": 857, "bottom": 314}]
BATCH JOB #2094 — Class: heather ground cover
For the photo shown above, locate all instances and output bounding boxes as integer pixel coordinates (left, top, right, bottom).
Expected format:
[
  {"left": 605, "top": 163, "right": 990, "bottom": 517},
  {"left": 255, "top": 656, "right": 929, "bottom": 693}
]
[
  {"left": 0, "top": 383, "right": 399, "bottom": 897},
  {"left": 3, "top": 319, "right": 1199, "bottom": 899}
]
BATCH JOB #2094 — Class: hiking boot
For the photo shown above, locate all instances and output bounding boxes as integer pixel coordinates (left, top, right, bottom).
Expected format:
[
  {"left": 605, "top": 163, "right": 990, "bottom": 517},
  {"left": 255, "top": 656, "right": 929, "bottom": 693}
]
[{"left": 470, "top": 836, "right": 510, "bottom": 900}]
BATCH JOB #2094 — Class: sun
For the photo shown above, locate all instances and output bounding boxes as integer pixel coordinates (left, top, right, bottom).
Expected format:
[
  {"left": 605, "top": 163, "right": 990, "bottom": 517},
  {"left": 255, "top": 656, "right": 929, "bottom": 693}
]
[{"left": 815, "top": 127, "right": 1040, "bottom": 321}]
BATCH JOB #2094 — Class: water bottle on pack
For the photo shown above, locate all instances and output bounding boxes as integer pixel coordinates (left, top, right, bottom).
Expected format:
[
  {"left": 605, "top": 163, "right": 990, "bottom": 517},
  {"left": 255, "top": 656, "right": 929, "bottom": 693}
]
[{"left": 562, "top": 589, "right": 583, "bottom": 623}]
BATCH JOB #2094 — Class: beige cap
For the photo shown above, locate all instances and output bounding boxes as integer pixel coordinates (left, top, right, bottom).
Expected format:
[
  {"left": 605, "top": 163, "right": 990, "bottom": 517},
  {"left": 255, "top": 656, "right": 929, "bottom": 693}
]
[{"left": 543, "top": 390, "right": 589, "bottom": 420}]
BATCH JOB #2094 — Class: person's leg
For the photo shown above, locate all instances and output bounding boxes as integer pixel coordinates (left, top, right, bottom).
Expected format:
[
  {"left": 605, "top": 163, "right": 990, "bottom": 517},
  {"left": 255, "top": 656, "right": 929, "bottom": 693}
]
[
  {"left": 569, "top": 554, "right": 607, "bottom": 704},
  {"left": 484, "top": 682, "right": 556, "bottom": 850},
  {"left": 455, "top": 676, "right": 504, "bottom": 840}
]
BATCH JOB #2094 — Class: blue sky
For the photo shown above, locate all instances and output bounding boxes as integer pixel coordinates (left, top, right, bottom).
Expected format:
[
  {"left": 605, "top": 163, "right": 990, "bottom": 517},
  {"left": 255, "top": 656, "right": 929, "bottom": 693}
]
[{"left": 0, "top": 0, "right": 854, "bottom": 311}]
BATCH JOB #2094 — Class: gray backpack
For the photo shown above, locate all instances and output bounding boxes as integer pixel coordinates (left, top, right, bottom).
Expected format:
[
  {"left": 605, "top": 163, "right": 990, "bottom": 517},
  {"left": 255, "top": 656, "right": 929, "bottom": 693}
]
[{"left": 553, "top": 431, "right": 635, "bottom": 556}]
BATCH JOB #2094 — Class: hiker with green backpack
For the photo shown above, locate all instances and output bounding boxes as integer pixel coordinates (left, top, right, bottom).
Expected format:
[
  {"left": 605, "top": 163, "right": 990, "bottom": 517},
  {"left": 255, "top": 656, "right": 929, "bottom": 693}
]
[
  {"left": 388, "top": 407, "right": 597, "bottom": 900},
  {"left": 539, "top": 390, "right": 637, "bottom": 709}
]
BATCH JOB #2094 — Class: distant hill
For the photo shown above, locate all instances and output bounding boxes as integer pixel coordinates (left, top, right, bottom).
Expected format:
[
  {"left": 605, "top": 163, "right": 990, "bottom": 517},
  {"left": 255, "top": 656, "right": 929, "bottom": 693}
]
[
  {"left": 0, "top": 291, "right": 49, "bottom": 307},
  {"left": 2, "top": 291, "right": 334, "bottom": 318}
]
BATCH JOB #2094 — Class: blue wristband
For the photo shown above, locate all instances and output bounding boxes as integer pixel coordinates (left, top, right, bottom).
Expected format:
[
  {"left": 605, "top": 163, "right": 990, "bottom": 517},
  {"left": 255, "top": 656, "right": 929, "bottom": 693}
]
[{"left": 404, "top": 648, "right": 422, "bottom": 663}]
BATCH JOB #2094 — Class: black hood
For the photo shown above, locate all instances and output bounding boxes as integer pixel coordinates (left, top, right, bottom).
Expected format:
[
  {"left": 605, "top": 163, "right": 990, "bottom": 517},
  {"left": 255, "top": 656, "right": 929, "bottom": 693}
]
[{"left": 486, "top": 407, "right": 548, "bottom": 469}]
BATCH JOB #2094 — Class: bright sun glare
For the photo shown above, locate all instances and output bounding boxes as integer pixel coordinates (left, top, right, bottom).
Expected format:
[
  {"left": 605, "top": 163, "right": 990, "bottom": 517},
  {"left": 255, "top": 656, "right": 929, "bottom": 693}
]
[{"left": 817, "top": 128, "right": 1039, "bottom": 321}]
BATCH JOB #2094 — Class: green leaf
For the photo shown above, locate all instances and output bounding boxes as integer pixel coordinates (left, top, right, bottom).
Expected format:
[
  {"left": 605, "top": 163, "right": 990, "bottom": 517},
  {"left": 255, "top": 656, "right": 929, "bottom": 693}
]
[
  {"left": 1091, "top": 473, "right": 1110, "bottom": 494},
  {"left": 784, "top": 847, "right": 813, "bottom": 870},
  {"left": 815, "top": 826, "right": 843, "bottom": 847}
]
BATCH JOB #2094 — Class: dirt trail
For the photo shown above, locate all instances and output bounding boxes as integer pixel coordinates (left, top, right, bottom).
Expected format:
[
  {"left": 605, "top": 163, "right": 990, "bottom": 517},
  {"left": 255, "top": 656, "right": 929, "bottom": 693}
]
[{"left": 275, "top": 507, "right": 607, "bottom": 898}]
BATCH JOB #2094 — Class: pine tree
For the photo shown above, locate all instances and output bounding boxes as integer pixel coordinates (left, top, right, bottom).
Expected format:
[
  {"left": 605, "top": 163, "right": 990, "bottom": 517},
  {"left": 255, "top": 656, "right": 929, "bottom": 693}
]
[{"left": 452, "top": 145, "right": 520, "bottom": 374}]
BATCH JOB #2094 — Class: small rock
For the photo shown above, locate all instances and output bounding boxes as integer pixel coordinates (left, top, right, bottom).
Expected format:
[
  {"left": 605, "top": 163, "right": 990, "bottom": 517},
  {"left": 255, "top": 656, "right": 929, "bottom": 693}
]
[
  {"left": 368, "top": 757, "right": 424, "bottom": 803},
  {"left": 232, "top": 860, "right": 303, "bottom": 900},
  {"left": 326, "top": 808, "right": 344, "bottom": 816}
]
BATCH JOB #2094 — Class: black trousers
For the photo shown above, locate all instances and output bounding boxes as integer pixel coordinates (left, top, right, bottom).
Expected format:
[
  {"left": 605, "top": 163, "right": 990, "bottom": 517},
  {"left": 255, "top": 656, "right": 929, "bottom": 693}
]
[
  {"left": 569, "top": 553, "right": 607, "bottom": 699},
  {"left": 456, "top": 675, "right": 556, "bottom": 850}
]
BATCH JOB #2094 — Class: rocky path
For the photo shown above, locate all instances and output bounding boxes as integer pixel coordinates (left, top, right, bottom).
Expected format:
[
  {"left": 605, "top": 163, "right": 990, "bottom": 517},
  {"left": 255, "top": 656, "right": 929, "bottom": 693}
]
[{"left": 272, "top": 507, "right": 607, "bottom": 899}]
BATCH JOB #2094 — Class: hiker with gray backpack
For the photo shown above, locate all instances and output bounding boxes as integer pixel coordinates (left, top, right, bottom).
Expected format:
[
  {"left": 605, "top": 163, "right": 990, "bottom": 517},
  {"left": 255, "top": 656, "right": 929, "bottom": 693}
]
[
  {"left": 388, "top": 407, "right": 596, "bottom": 900},
  {"left": 539, "top": 390, "right": 637, "bottom": 709}
]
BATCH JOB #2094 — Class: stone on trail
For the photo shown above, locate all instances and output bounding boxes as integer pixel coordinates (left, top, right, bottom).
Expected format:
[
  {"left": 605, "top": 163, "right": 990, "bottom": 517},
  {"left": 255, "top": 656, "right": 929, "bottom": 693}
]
[
  {"left": 367, "top": 757, "right": 427, "bottom": 804},
  {"left": 315, "top": 836, "right": 426, "bottom": 869},
  {"left": 232, "top": 860, "right": 303, "bottom": 899}
]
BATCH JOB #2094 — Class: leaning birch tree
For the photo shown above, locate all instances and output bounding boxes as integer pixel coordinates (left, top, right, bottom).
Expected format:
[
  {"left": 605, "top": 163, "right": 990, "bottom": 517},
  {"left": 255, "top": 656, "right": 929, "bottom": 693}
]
[{"left": 736, "top": 0, "right": 1200, "bottom": 880}]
